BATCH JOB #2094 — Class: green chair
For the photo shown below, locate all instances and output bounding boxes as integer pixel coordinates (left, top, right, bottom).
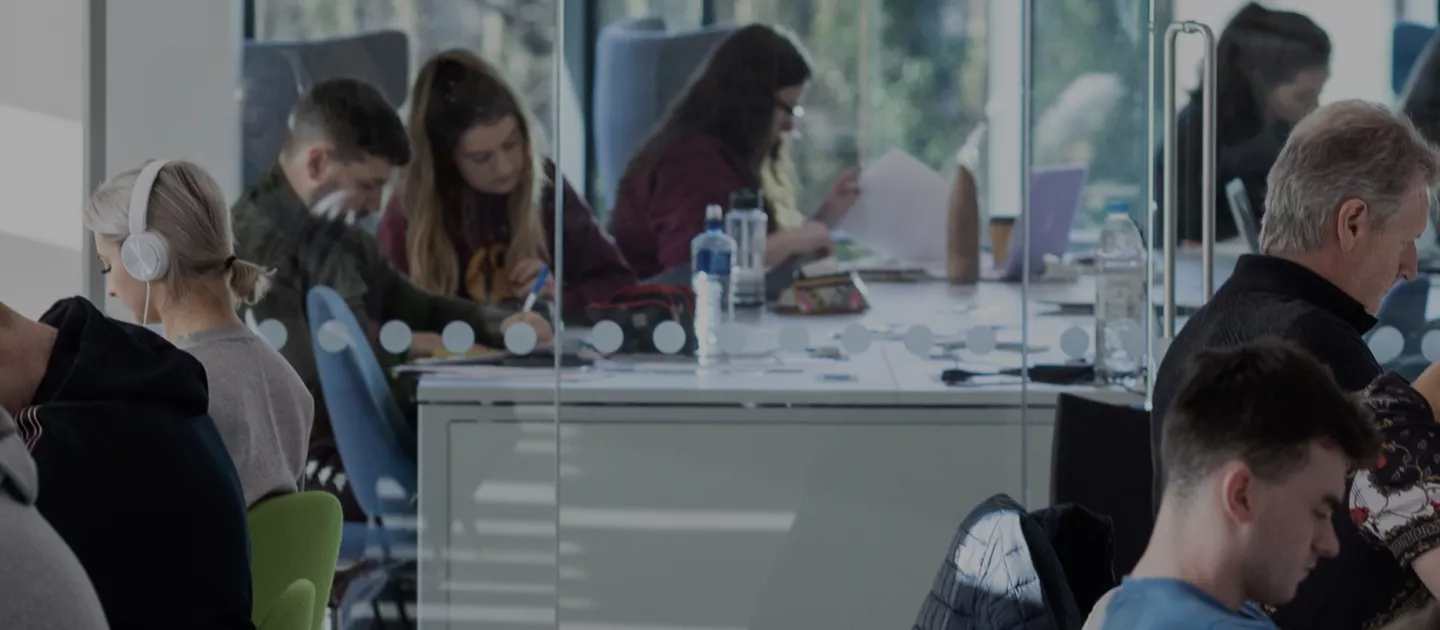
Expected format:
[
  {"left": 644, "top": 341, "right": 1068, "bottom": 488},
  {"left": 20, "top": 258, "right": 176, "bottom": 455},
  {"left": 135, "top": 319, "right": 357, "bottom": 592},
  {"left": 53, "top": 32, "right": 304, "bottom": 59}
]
[
  {"left": 258, "top": 579, "right": 316, "bottom": 630},
  {"left": 249, "top": 491, "right": 344, "bottom": 630}
]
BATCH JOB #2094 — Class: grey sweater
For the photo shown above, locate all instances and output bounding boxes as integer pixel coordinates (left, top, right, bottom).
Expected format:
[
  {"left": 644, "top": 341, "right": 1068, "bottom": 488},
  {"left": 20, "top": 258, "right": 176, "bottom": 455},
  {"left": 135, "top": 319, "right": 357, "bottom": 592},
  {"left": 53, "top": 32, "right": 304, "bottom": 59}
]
[
  {"left": 0, "top": 407, "right": 110, "bottom": 629},
  {"left": 175, "top": 324, "right": 313, "bottom": 506}
]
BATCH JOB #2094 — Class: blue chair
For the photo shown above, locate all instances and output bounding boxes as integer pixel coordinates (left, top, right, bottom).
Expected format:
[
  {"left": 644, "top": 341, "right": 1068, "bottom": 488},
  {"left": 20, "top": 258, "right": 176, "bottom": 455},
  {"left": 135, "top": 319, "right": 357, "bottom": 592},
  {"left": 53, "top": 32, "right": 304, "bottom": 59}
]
[
  {"left": 242, "top": 31, "right": 411, "bottom": 191},
  {"left": 1376, "top": 277, "right": 1430, "bottom": 336},
  {"left": 1395, "top": 22, "right": 1436, "bottom": 96},
  {"left": 305, "top": 286, "right": 417, "bottom": 561},
  {"left": 1368, "top": 277, "right": 1432, "bottom": 381},
  {"left": 592, "top": 17, "right": 737, "bottom": 210}
]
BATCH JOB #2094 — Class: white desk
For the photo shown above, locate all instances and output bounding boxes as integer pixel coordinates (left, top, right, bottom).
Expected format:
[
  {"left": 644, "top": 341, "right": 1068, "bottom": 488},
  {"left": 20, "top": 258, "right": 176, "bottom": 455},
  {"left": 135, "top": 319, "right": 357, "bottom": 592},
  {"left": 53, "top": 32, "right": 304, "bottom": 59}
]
[{"left": 412, "top": 275, "right": 1156, "bottom": 630}]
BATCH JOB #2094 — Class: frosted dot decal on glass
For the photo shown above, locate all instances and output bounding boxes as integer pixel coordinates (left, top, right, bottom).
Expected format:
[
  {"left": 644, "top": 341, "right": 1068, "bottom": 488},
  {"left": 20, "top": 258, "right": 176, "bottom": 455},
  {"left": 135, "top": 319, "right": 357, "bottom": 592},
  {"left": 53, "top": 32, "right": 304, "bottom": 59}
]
[
  {"left": 505, "top": 322, "right": 539, "bottom": 356},
  {"left": 379, "top": 320, "right": 412, "bottom": 354},
  {"left": 965, "top": 326, "right": 996, "bottom": 355},
  {"left": 1424, "top": 330, "right": 1440, "bottom": 362},
  {"left": 257, "top": 318, "right": 288, "bottom": 351},
  {"left": 841, "top": 323, "right": 872, "bottom": 355},
  {"left": 778, "top": 324, "right": 809, "bottom": 353},
  {"left": 589, "top": 321, "right": 624, "bottom": 355},
  {"left": 317, "top": 320, "right": 350, "bottom": 353},
  {"left": 451, "top": 520, "right": 465, "bottom": 535},
  {"left": 653, "top": 320, "right": 686, "bottom": 355},
  {"left": 903, "top": 325, "right": 935, "bottom": 357},
  {"left": 442, "top": 321, "right": 475, "bottom": 354},
  {"left": 1368, "top": 326, "right": 1404, "bottom": 364},
  {"left": 1121, "top": 326, "right": 1146, "bottom": 363},
  {"left": 717, "top": 322, "right": 747, "bottom": 355},
  {"left": 1060, "top": 326, "right": 1090, "bottom": 360}
]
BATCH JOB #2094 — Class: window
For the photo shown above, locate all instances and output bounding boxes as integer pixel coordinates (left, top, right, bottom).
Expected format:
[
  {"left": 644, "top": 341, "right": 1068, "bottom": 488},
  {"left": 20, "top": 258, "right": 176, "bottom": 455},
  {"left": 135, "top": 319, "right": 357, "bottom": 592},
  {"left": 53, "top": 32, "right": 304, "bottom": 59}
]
[
  {"left": 595, "top": 0, "right": 705, "bottom": 31},
  {"left": 588, "top": 0, "right": 989, "bottom": 217},
  {"left": 251, "top": 0, "right": 558, "bottom": 122}
]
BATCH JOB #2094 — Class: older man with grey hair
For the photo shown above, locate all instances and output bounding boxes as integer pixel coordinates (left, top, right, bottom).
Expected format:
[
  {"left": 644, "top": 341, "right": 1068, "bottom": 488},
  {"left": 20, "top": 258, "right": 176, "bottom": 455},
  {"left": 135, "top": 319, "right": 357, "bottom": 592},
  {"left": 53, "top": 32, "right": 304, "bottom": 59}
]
[{"left": 1151, "top": 99, "right": 1440, "bottom": 629}]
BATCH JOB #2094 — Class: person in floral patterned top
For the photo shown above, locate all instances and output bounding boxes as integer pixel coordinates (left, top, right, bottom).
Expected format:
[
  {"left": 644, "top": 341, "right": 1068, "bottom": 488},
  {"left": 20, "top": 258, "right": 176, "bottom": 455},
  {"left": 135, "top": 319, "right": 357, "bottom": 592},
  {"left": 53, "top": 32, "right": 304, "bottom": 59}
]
[{"left": 1348, "top": 366, "right": 1440, "bottom": 628}]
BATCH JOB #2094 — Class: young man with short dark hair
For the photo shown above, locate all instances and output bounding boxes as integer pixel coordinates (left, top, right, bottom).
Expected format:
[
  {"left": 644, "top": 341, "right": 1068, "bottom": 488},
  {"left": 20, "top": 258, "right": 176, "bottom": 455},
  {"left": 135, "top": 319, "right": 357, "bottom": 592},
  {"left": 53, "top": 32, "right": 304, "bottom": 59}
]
[
  {"left": 233, "top": 79, "right": 548, "bottom": 519},
  {"left": 1088, "top": 340, "right": 1381, "bottom": 629}
]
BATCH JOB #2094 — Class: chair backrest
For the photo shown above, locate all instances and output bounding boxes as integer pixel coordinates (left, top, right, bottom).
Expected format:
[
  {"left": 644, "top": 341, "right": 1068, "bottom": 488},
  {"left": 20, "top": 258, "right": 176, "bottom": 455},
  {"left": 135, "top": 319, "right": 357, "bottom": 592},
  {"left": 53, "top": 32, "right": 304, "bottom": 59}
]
[
  {"left": 257, "top": 579, "right": 316, "bottom": 630},
  {"left": 249, "top": 492, "right": 343, "bottom": 630},
  {"left": 241, "top": 30, "right": 410, "bottom": 190},
  {"left": 304, "top": 286, "right": 417, "bottom": 520},
  {"left": 1051, "top": 393, "right": 1152, "bottom": 578},
  {"left": 1396, "top": 22, "right": 1437, "bottom": 96},
  {"left": 1375, "top": 277, "right": 1431, "bottom": 341},
  {"left": 592, "top": 17, "right": 737, "bottom": 209}
]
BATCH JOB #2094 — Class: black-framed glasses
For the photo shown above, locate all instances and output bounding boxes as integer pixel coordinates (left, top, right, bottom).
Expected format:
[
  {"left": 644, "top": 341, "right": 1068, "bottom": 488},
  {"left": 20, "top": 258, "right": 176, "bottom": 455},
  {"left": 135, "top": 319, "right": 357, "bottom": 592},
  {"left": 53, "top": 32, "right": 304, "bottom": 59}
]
[{"left": 776, "top": 99, "right": 805, "bottom": 118}]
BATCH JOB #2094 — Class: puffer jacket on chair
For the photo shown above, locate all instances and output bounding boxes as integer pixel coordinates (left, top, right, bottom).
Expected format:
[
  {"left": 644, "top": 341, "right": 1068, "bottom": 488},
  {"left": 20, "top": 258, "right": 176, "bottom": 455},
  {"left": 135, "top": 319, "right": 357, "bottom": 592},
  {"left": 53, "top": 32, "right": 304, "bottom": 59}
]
[{"left": 913, "top": 494, "right": 1097, "bottom": 630}]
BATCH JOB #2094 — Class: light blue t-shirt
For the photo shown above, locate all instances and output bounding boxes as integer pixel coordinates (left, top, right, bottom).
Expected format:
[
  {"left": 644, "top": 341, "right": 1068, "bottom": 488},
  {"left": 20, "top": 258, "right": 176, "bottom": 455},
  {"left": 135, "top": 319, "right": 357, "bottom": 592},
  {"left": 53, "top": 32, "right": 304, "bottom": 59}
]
[{"left": 1090, "top": 577, "right": 1277, "bottom": 630}]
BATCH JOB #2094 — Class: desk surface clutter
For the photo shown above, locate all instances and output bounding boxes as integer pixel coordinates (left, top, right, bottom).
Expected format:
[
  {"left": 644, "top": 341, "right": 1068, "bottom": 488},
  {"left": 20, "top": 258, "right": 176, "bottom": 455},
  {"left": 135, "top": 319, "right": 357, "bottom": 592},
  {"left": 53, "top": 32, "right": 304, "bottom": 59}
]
[{"left": 412, "top": 273, "right": 1180, "bottom": 407}]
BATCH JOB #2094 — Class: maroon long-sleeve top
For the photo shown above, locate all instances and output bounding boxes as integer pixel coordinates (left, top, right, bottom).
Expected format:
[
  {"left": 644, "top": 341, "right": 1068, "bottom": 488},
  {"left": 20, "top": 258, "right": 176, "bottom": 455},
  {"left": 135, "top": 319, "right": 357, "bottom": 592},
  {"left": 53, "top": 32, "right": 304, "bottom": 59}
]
[
  {"left": 607, "top": 132, "right": 759, "bottom": 280},
  {"left": 378, "top": 160, "right": 636, "bottom": 316}
]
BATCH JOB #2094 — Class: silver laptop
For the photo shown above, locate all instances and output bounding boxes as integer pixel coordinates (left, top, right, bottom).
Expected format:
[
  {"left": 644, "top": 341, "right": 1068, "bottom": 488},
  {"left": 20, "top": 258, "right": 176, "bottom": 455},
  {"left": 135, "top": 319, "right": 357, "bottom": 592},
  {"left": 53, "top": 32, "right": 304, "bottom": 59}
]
[{"left": 1225, "top": 178, "right": 1260, "bottom": 253}]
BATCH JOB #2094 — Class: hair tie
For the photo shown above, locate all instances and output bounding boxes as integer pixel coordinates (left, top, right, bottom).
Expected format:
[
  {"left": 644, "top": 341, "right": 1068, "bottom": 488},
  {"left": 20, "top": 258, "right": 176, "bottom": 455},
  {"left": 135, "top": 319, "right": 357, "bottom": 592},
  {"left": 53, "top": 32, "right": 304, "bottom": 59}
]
[{"left": 224, "top": 255, "right": 237, "bottom": 271}]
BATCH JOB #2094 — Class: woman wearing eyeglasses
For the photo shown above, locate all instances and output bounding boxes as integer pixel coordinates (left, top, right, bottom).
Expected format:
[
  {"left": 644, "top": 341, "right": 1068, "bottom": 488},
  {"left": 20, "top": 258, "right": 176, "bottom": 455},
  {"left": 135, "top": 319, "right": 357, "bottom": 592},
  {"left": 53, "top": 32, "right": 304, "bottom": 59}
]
[{"left": 609, "top": 23, "right": 860, "bottom": 280}]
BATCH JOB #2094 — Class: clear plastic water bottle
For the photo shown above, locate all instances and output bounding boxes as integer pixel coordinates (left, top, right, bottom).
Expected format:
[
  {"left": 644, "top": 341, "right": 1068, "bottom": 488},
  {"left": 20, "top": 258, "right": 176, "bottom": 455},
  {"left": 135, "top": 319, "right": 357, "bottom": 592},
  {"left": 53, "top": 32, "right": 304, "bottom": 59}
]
[
  {"left": 1095, "top": 201, "right": 1147, "bottom": 385},
  {"left": 693, "top": 204, "right": 736, "bottom": 366},
  {"left": 725, "top": 188, "right": 768, "bottom": 308}
]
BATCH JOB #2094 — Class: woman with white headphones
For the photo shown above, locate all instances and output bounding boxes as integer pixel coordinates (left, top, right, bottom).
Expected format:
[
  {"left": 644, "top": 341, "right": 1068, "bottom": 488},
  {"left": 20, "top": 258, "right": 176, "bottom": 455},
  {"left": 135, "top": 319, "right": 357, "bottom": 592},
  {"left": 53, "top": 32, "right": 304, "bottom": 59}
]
[{"left": 84, "top": 159, "right": 313, "bottom": 507}]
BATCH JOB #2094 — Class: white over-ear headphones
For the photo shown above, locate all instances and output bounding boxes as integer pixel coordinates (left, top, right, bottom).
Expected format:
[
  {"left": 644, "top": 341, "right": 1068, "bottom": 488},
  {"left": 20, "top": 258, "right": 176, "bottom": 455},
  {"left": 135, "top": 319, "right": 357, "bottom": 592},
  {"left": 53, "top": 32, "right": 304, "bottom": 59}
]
[{"left": 121, "top": 159, "right": 172, "bottom": 283}]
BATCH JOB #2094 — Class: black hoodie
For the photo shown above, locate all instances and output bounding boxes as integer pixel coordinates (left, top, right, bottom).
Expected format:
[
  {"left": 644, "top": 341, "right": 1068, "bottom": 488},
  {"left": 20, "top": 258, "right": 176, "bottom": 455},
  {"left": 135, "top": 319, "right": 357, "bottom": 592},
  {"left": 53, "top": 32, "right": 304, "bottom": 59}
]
[{"left": 22, "top": 297, "right": 253, "bottom": 630}]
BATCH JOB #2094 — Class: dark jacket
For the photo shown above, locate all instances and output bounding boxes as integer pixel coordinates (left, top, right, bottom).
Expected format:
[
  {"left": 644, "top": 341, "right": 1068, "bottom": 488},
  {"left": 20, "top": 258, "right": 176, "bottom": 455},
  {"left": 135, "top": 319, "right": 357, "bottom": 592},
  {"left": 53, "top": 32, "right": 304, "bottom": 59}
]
[
  {"left": 914, "top": 494, "right": 1110, "bottom": 630},
  {"left": 1151, "top": 254, "right": 1397, "bottom": 630},
  {"left": 609, "top": 132, "right": 759, "bottom": 280},
  {"left": 1155, "top": 98, "right": 1289, "bottom": 243},
  {"left": 0, "top": 406, "right": 110, "bottom": 630},
  {"left": 378, "top": 160, "right": 636, "bottom": 317},
  {"left": 19, "top": 297, "right": 253, "bottom": 630},
  {"left": 233, "top": 165, "right": 513, "bottom": 447}
]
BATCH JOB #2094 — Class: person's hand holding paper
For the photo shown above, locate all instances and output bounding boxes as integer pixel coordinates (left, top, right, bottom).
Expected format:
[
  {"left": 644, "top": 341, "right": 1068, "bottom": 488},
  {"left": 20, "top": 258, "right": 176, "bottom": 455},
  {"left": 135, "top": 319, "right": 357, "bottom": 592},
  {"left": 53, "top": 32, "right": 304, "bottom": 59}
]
[
  {"left": 816, "top": 167, "right": 862, "bottom": 226},
  {"left": 835, "top": 149, "right": 951, "bottom": 265}
]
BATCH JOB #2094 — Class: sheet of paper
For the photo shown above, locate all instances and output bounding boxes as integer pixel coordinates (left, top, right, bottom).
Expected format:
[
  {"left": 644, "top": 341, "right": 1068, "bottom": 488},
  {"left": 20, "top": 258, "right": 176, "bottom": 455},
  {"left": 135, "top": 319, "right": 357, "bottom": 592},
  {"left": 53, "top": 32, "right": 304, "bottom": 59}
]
[{"left": 836, "top": 149, "right": 952, "bottom": 265}]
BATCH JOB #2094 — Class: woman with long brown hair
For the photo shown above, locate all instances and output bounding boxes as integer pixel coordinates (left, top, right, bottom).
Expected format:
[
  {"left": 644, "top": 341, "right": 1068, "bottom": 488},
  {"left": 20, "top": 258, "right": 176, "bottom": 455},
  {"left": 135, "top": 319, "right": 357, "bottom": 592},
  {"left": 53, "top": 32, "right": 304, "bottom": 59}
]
[
  {"left": 608, "top": 23, "right": 860, "bottom": 280},
  {"left": 379, "top": 49, "right": 635, "bottom": 317}
]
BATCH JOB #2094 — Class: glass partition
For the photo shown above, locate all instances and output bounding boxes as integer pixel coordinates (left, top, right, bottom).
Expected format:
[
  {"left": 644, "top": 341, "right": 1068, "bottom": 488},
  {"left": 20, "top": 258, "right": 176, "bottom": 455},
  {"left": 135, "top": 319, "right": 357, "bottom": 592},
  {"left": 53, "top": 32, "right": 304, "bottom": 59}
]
[
  {"left": 98, "top": 1, "right": 1436, "bottom": 629},
  {"left": 551, "top": 1, "right": 1050, "bottom": 628},
  {"left": 1151, "top": 0, "right": 1406, "bottom": 366},
  {"left": 84, "top": 1, "right": 1440, "bottom": 630},
  {"left": 1021, "top": 0, "right": 1154, "bottom": 396},
  {"left": 246, "top": 1, "right": 565, "bottom": 627},
  {"left": 67, "top": 1, "right": 1440, "bottom": 629}
]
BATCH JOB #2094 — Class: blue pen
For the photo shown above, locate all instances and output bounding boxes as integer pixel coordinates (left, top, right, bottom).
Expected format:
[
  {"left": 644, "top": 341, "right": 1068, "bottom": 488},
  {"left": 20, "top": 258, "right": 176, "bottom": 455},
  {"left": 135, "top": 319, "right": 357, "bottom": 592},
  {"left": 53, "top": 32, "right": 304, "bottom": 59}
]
[{"left": 522, "top": 265, "right": 550, "bottom": 312}]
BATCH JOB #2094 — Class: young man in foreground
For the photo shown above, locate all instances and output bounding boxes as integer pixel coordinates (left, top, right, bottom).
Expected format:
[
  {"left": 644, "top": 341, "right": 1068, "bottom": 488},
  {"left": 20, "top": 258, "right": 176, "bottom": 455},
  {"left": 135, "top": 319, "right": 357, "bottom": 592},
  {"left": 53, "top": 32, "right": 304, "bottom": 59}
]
[{"left": 1088, "top": 340, "right": 1380, "bottom": 629}]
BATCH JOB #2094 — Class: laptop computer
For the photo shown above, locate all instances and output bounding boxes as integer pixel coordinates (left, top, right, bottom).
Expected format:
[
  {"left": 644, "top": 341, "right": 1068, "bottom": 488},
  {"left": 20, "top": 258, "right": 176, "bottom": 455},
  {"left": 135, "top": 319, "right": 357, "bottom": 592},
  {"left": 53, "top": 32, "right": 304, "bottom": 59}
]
[
  {"left": 990, "top": 165, "right": 1089, "bottom": 281},
  {"left": 1225, "top": 178, "right": 1260, "bottom": 253}
]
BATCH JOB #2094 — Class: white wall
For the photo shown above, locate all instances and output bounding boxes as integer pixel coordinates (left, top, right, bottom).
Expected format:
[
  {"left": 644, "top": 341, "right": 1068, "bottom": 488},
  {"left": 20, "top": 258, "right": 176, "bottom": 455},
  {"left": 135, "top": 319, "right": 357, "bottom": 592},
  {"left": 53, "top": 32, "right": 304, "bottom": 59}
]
[
  {"left": 102, "top": 0, "right": 241, "bottom": 319},
  {"left": 0, "top": 1, "right": 85, "bottom": 319},
  {"left": 106, "top": 0, "right": 241, "bottom": 201}
]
